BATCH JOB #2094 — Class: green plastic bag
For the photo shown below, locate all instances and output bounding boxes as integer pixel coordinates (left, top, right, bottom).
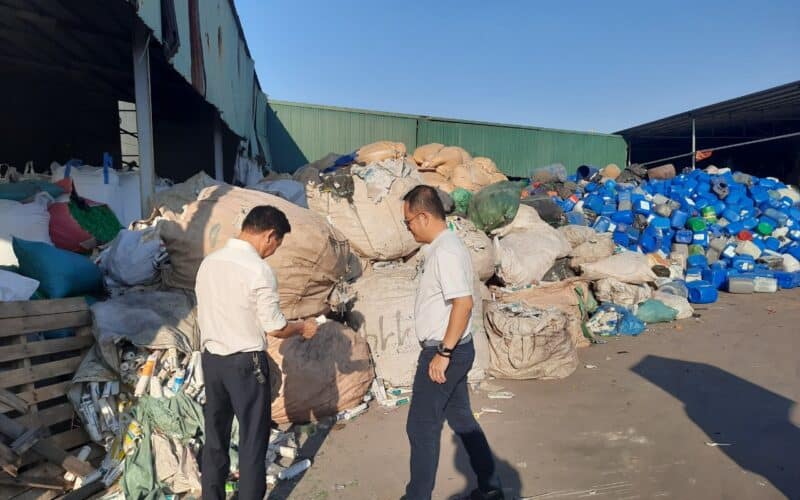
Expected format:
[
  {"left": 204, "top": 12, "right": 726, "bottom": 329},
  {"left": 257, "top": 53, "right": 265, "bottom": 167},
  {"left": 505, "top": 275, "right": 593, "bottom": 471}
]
[
  {"left": 635, "top": 299, "right": 678, "bottom": 323},
  {"left": 467, "top": 181, "right": 523, "bottom": 233},
  {"left": 451, "top": 188, "right": 473, "bottom": 215}
]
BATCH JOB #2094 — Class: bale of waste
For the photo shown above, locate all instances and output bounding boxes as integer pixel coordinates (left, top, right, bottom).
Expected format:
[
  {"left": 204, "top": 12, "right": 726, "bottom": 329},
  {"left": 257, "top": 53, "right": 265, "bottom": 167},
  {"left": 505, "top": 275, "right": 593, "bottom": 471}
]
[
  {"left": 634, "top": 299, "right": 678, "bottom": 323},
  {"left": 446, "top": 216, "right": 496, "bottom": 281},
  {"left": 601, "top": 163, "right": 621, "bottom": 180},
  {"left": 247, "top": 179, "right": 308, "bottom": 208},
  {"left": 558, "top": 224, "right": 600, "bottom": 248},
  {"left": 306, "top": 160, "right": 420, "bottom": 261},
  {"left": 149, "top": 171, "right": 222, "bottom": 217},
  {"left": 467, "top": 181, "right": 523, "bottom": 233},
  {"left": 569, "top": 233, "right": 616, "bottom": 268},
  {"left": 592, "top": 278, "right": 652, "bottom": 307},
  {"left": 268, "top": 321, "right": 373, "bottom": 423},
  {"left": 494, "top": 223, "right": 572, "bottom": 287},
  {"left": 484, "top": 302, "right": 578, "bottom": 380},
  {"left": 159, "top": 185, "right": 350, "bottom": 320},
  {"left": 356, "top": 141, "right": 407, "bottom": 164},
  {"left": 647, "top": 163, "right": 676, "bottom": 180},
  {"left": 450, "top": 158, "right": 508, "bottom": 193},
  {"left": 419, "top": 171, "right": 455, "bottom": 193},
  {"left": 412, "top": 143, "right": 444, "bottom": 166},
  {"left": 99, "top": 228, "right": 162, "bottom": 287},
  {"left": 421, "top": 146, "right": 472, "bottom": 178},
  {"left": 579, "top": 252, "right": 657, "bottom": 284},
  {"left": 495, "top": 278, "right": 596, "bottom": 348},
  {"left": 491, "top": 205, "right": 543, "bottom": 238},
  {"left": 345, "top": 263, "right": 419, "bottom": 387}
]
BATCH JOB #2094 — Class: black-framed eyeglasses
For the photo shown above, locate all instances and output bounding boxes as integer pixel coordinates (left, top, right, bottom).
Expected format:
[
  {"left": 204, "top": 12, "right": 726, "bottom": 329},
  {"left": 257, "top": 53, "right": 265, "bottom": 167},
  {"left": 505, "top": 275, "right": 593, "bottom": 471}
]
[{"left": 403, "top": 212, "right": 424, "bottom": 229}]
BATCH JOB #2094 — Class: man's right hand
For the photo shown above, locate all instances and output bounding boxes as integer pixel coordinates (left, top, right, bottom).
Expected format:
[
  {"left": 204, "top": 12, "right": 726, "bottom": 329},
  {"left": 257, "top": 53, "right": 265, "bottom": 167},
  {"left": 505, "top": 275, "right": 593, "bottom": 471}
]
[{"left": 301, "top": 318, "right": 319, "bottom": 340}]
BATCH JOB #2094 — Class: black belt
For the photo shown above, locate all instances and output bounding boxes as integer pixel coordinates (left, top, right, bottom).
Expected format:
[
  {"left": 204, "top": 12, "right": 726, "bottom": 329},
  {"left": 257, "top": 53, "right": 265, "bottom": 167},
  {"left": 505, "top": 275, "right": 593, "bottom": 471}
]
[{"left": 420, "top": 333, "right": 472, "bottom": 349}]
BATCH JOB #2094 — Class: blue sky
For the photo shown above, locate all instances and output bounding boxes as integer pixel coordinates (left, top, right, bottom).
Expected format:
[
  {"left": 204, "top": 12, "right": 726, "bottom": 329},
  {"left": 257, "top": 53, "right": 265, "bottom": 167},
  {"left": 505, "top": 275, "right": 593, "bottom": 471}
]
[{"left": 234, "top": 0, "right": 799, "bottom": 134}]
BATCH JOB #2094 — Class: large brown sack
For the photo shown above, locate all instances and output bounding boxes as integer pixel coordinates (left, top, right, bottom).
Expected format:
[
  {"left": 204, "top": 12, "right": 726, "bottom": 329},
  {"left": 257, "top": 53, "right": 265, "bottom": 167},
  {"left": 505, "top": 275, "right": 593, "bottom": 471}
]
[
  {"left": 356, "top": 141, "right": 407, "bottom": 165},
  {"left": 421, "top": 146, "right": 472, "bottom": 178},
  {"left": 495, "top": 278, "right": 595, "bottom": 348},
  {"left": 345, "top": 263, "right": 419, "bottom": 387},
  {"left": 306, "top": 174, "right": 420, "bottom": 260},
  {"left": 558, "top": 225, "right": 600, "bottom": 248},
  {"left": 648, "top": 163, "right": 676, "bottom": 180},
  {"left": 579, "top": 252, "right": 657, "bottom": 284},
  {"left": 569, "top": 233, "right": 616, "bottom": 268},
  {"left": 419, "top": 171, "right": 455, "bottom": 193},
  {"left": 149, "top": 171, "right": 222, "bottom": 217},
  {"left": 159, "top": 185, "right": 350, "bottom": 319},
  {"left": 484, "top": 302, "right": 578, "bottom": 380},
  {"left": 268, "top": 321, "right": 373, "bottom": 423},
  {"left": 451, "top": 158, "right": 508, "bottom": 192},
  {"left": 412, "top": 143, "right": 444, "bottom": 166}
]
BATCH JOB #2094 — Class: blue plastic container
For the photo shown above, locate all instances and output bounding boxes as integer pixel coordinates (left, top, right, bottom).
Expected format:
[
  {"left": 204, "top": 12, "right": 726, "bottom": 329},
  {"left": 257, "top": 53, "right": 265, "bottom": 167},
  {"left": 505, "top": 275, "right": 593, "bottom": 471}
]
[
  {"left": 613, "top": 230, "right": 629, "bottom": 246},
  {"left": 685, "top": 267, "right": 704, "bottom": 282},
  {"left": 634, "top": 199, "right": 652, "bottom": 215},
  {"left": 593, "top": 216, "right": 612, "bottom": 233},
  {"left": 763, "top": 208, "right": 789, "bottom": 227},
  {"left": 610, "top": 210, "right": 634, "bottom": 225},
  {"left": 692, "top": 232, "right": 709, "bottom": 247},
  {"left": 566, "top": 211, "right": 587, "bottom": 226},
  {"left": 577, "top": 165, "right": 599, "bottom": 180},
  {"left": 750, "top": 187, "right": 769, "bottom": 204},
  {"left": 702, "top": 266, "right": 728, "bottom": 289},
  {"left": 712, "top": 200, "right": 726, "bottom": 214},
  {"left": 721, "top": 208, "right": 741, "bottom": 222},
  {"left": 675, "top": 229, "right": 693, "bottom": 244},
  {"left": 726, "top": 220, "right": 745, "bottom": 235},
  {"left": 600, "top": 202, "right": 617, "bottom": 216},
  {"left": 742, "top": 217, "right": 759, "bottom": 230},
  {"left": 687, "top": 281, "right": 718, "bottom": 304},
  {"left": 732, "top": 255, "right": 756, "bottom": 273},
  {"left": 765, "top": 237, "right": 781, "bottom": 252},
  {"left": 650, "top": 217, "right": 671, "bottom": 231},
  {"left": 670, "top": 210, "right": 689, "bottom": 229},
  {"left": 775, "top": 271, "right": 800, "bottom": 289},
  {"left": 688, "top": 254, "right": 709, "bottom": 268},
  {"left": 721, "top": 243, "right": 738, "bottom": 260},
  {"left": 693, "top": 197, "right": 710, "bottom": 210},
  {"left": 583, "top": 194, "right": 604, "bottom": 213}
]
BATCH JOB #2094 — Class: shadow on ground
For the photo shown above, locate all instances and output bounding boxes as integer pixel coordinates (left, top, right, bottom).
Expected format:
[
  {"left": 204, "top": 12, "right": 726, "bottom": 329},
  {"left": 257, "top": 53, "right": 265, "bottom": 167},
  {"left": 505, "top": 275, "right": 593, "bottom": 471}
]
[
  {"left": 632, "top": 355, "right": 800, "bottom": 499},
  {"left": 450, "top": 433, "right": 523, "bottom": 499}
]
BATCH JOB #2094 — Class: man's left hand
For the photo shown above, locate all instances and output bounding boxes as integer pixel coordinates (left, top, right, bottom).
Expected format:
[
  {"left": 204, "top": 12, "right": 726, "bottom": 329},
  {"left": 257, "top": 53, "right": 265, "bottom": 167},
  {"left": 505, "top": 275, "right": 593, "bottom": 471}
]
[{"left": 428, "top": 354, "right": 449, "bottom": 384}]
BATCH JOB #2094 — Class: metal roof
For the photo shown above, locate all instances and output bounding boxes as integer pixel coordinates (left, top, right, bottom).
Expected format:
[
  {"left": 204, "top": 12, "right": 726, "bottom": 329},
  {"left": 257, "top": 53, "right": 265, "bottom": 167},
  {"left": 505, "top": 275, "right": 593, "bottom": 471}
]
[{"left": 616, "top": 80, "right": 800, "bottom": 139}]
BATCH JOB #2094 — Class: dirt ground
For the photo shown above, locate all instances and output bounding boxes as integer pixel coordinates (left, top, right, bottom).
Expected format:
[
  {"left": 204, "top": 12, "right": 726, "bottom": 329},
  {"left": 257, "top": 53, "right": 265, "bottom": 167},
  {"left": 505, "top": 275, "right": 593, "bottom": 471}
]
[{"left": 269, "top": 289, "right": 800, "bottom": 500}]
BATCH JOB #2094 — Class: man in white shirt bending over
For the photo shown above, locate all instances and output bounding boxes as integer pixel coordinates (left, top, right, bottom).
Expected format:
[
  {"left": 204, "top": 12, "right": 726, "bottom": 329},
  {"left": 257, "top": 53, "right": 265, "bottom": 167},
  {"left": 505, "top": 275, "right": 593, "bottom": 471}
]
[
  {"left": 401, "top": 185, "right": 503, "bottom": 500},
  {"left": 195, "top": 205, "right": 318, "bottom": 500}
]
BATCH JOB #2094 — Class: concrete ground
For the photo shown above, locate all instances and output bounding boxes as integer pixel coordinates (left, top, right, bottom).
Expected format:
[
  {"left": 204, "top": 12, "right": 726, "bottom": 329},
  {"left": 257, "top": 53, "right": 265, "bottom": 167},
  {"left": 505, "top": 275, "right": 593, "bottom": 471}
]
[{"left": 269, "top": 289, "right": 800, "bottom": 500}]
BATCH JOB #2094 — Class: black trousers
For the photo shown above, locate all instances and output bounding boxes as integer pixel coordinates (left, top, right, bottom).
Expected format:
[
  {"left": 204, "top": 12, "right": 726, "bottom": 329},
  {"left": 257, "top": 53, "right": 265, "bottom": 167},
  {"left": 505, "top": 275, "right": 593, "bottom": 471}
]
[
  {"left": 201, "top": 350, "right": 270, "bottom": 500},
  {"left": 405, "top": 341, "right": 501, "bottom": 499}
]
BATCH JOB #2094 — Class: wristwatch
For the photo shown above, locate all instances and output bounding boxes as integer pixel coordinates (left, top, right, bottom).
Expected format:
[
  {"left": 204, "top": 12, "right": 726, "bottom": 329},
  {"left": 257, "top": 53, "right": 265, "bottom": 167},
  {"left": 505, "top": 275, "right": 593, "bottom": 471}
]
[{"left": 436, "top": 342, "right": 454, "bottom": 357}]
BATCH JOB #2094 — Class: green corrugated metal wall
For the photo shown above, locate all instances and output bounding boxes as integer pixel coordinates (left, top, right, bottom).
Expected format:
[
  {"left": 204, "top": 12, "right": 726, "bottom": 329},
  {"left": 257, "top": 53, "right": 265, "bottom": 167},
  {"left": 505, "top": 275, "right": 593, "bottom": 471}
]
[
  {"left": 267, "top": 101, "right": 627, "bottom": 175},
  {"left": 268, "top": 102, "right": 418, "bottom": 172}
]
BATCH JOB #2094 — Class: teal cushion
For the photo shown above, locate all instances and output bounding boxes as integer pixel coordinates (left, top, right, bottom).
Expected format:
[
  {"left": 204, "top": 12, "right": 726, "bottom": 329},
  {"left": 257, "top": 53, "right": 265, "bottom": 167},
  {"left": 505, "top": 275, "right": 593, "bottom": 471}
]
[{"left": 12, "top": 237, "right": 102, "bottom": 298}]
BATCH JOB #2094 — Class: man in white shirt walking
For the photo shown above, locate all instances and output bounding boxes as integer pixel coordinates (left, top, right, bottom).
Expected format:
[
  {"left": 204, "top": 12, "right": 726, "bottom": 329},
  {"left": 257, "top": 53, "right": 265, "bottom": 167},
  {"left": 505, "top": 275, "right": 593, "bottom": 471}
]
[
  {"left": 401, "top": 185, "right": 503, "bottom": 500},
  {"left": 195, "top": 205, "right": 318, "bottom": 500}
]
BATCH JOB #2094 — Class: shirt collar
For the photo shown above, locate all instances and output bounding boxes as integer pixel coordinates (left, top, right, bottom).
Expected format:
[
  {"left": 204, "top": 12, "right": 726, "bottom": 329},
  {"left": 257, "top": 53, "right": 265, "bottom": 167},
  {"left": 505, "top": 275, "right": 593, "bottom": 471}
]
[{"left": 226, "top": 238, "right": 261, "bottom": 257}]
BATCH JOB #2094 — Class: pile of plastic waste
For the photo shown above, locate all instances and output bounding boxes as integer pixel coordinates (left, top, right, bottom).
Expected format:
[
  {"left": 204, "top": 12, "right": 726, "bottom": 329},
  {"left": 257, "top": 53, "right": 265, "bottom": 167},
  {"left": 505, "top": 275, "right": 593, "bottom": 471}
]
[{"left": 543, "top": 164, "right": 800, "bottom": 303}]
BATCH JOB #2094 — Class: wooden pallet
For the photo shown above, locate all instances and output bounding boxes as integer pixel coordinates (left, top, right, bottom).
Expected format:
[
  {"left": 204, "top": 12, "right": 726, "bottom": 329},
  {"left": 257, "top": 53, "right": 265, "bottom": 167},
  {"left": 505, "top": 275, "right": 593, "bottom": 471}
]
[{"left": 0, "top": 298, "right": 97, "bottom": 499}]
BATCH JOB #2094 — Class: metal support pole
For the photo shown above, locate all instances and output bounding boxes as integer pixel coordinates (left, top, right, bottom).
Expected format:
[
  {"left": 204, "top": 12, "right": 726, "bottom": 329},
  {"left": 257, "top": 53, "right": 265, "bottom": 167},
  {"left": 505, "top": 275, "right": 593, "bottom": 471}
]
[
  {"left": 133, "top": 24, "right": 155, "bottom": 215},
  {"left": 214, "top": 114, "right": 224, "bottom": 181},
  {"left": 691, "top": 117, "right": 696, "bottom": 170}
]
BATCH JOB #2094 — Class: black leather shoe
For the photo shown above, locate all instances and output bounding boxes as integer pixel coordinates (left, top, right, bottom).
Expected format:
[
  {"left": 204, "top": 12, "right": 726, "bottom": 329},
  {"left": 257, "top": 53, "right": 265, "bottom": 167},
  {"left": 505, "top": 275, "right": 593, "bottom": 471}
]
[{"left": 470, "top": 488, "right": 505, "bottom": 500}]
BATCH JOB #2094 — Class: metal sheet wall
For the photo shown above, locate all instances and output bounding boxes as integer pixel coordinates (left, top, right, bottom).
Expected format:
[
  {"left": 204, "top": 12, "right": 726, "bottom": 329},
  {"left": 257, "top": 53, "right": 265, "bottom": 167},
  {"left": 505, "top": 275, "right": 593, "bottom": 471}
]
[
  {"left": 267, "top": 101, "right": 627, "bottom": 175},
  {"left": 418, "top": 120, "right": 627, "bottom": 177},
  {"left": 268, "top": 102, "right": 418, "bottom": 172}
]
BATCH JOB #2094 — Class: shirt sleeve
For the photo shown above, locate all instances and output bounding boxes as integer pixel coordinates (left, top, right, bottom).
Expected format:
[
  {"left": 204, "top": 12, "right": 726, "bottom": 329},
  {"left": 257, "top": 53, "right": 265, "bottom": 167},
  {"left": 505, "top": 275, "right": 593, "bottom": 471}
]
[
  {"left": 435, "top": 248, "right": 473, "bottom": 301},
  {"left": 253, "top": 266, "right": 288, "bottom": 333}
]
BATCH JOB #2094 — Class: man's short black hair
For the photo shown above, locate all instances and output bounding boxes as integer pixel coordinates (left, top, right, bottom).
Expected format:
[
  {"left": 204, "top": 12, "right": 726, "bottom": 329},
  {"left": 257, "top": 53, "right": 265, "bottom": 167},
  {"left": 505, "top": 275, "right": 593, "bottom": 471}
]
[
  {"left": 241, "top": 205, "right": 291, "bottom": 238},
  {"left": 403, "top": 185, "right": 446, "bottom": 220}
]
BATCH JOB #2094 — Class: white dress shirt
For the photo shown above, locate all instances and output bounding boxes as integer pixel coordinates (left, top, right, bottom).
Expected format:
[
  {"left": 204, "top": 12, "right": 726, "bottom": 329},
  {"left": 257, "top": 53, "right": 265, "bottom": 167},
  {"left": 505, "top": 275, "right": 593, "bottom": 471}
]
[{"left": 196, "top": 238, "right": 287, "bottom": 355}]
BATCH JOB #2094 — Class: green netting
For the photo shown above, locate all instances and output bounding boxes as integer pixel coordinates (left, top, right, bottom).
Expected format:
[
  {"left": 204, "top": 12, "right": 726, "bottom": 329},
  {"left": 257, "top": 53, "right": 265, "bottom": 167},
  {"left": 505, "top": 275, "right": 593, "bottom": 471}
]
[{"left": 68, "top": 200, "right": 123, "bottom": 243}]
